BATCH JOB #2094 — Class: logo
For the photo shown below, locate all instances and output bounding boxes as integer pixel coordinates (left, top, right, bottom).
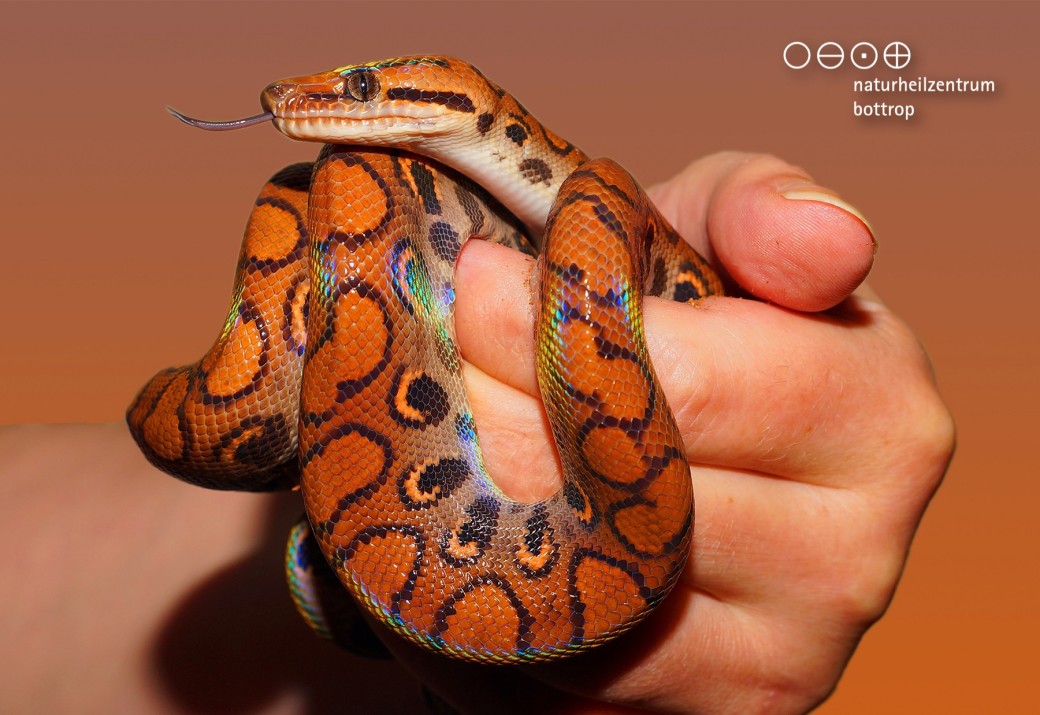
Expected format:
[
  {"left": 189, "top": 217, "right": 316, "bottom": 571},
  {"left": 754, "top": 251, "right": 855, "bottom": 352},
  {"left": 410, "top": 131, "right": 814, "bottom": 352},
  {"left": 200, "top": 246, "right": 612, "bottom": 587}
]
[{"left": 783, "top": 41, "right": 911, "bottom": 70}]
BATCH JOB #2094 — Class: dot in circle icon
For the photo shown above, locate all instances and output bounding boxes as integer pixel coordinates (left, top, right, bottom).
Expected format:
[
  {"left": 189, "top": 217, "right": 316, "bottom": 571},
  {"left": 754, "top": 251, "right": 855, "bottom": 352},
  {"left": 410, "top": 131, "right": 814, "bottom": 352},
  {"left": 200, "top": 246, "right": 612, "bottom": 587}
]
[
  {"left": 851, "top": 42, "right": 878, "bottom": 69},
  {"left": 817, "top": 41, "right": 844, "bottom": 70},
  {"left": 884, "top": 41, "right": 911, "bottom": 69}
]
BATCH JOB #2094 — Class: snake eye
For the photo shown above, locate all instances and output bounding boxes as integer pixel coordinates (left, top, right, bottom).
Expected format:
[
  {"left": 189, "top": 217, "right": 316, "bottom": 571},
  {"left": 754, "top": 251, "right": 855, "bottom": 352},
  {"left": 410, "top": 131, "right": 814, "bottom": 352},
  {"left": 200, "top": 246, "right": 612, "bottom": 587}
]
[{"left": 343, "top": 69, "right": 380, "bottom": 102}]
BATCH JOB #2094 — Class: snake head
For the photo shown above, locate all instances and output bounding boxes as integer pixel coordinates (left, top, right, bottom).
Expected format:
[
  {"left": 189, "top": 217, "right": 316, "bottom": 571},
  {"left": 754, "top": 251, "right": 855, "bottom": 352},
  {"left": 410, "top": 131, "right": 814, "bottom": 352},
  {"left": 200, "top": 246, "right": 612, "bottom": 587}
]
[{"left": 260, "top": 56, "right": 497, "bottom": 146}]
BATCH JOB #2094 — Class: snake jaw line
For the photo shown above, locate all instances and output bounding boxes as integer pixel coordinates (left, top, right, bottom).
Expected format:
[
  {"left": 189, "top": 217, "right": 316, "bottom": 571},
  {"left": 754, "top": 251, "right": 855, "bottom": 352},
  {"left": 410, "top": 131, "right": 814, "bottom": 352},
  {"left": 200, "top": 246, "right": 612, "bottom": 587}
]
[
  {"left": 264, "top": 96, "right": 458, "bottom": 145},
  {"left": 270, "top": 114, "right": 444, "bottom": 146}
]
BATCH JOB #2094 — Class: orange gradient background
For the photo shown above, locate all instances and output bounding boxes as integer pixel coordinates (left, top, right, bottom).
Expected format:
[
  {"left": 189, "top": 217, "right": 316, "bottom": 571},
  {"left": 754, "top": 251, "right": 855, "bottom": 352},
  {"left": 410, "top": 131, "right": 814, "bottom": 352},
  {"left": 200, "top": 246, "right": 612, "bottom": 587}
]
[{"left": 1, "top": 2, "right": 1036, "bottom": 712}]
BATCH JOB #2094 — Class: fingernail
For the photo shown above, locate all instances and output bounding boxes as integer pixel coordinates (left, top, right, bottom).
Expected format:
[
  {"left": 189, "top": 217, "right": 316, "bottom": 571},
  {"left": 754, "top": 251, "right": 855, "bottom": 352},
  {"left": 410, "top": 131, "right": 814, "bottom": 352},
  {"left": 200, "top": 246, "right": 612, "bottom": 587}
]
[{"left": 780, "top": 187, "right": 876, "bottom": 249}]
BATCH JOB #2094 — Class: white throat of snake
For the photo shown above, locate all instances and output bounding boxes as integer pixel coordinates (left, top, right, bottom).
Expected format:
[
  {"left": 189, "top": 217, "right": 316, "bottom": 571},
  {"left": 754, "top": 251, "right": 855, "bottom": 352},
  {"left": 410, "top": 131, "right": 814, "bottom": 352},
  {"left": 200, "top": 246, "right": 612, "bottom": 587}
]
[
  {"left": 169, "top": 62, "right": 589, "bottom": 241},
  {"left": 261, "top": 110, "right": 579, "bottom": 240}
]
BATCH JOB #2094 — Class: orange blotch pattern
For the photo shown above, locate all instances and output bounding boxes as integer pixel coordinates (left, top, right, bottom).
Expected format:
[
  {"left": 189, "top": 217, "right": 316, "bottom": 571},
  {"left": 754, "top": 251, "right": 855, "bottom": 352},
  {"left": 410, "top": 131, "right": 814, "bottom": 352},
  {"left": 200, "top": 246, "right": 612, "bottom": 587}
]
[
  {"left": 141, "top": 372, "right": 188, "bottom": 461},
  {"left": 582, "top": 426, "right": 645, "bottom": 483},
  {"left": 441, "top": 583, "right": 520, "bottom": 654},
  {"left": 306, "top": 291, "right": 387, "bottom": 402},
  {"left": 305, "top": 430, "right": 386, "bottom": 518},
  {"left": 612, "top": 458, "right": 690, "bottom": 557},
  {"left": 246, "top": 202, "right": 302, "bottom": 260},
  {"left": 574, "top": 557, "right": 646, "bottom": 637},
  {"left": 204, "top": 317, "right": 264, "bottom": 397},
  {"left": 349, "top": 530, "right": 420, "bottom": 610},
  {"left": 323, "top": 160, "right": 389, "bottom": 236}
]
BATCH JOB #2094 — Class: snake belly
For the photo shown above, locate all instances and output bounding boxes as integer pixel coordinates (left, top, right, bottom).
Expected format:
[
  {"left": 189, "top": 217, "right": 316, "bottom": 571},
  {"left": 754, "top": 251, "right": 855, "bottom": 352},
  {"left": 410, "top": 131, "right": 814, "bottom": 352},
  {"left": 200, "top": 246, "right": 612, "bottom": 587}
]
[{"left": 127, "top": 56, "right": 723, "bottom": 664}]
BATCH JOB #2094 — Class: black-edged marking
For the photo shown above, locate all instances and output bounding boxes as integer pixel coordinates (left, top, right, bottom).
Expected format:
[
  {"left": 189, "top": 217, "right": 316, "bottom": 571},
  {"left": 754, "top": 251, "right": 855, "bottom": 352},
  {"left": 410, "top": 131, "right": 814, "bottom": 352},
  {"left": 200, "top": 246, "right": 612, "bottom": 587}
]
[
  {"left": 469, "top": 63, "right": 508, "bottom": 101},
  {"left": 428, "top": 221, "right": 462, "bottom": 263},
  {"left": 302, "top": 422, "right": 394, "bottom": 528},
  {"left": 390, "top": 238, "right": 422, "bottom": 314},
  {"left": 606, "top": 494, "right": 692, "bottom": 560},
  {"left": 214, "top": 413, "right": 292, "bottom": 469},
  {"left": 385, "top": 87, "right": 476, "bottom": 113},
  {"left": 200, "top": 300, "right": 270, "bottom": 405},
  {"left": 305, "top": 277, "right": 393, "bottom": 399},
  {"left": 505, "top": 123, "right": 528, "bottom": 146},
  {"left": 674, "top": 259, "right": 712, "bottom": 302},
  {"left": 126, "top": 367, "right": 188, "bottom": 465},
  {"left": 592, "top": 333, "right": 641, "bottom": 363},
  {"left": 533, "top": 120, "right": 580, "bottom": 157},
  {"left": 398, "top": 456, "right": 471, "bottom": 510},
  {"left": 514, "top": 506, "right": 558, "bottom": 578},
  {"left": 580, "top": 422, "right": 684, "bottom": 496},
  {"left": 518, "top": 158, "right": 553, "bottom": 186},
  {"left": 593, "top": 201, "right": 626, "bottom": 239},
  {"left": 282, "top": 277, "right": 309, "bottom": 357},
  {"left": 570, "top": 392, "right": 661, "bottom": 485},
  {"left": 336, "top": 523, "right": 426, "bottom": 616},
  {"left": 454, "top": 184, "right": 485, "bottom": 236},
  {"left": 506, "top": 112, "right": 531, "bottom": 130},
  {"left": 564, "top": 481, "right": 597, "bottom": 528},
  {"left": 641, "top": 217, "right": 657, "bottom": 255},
  {"left": 389, "top": 155, "right": 417, "bottom": 199},
  {"left": 454, "top": 174, "right": 532, "bottom": 255},
  {"left": 439, "top": 494, "right": 500, "bottom": 566},
  {"left": 409, "top": 162, "right": 442, "bottom": 215},
  {"left": 267, "top": 162, "right": 313, "bottom": 191},
  {"left": 563, "top": 168, "right": 638, "bottom": 209},
  {"left": 546, "top": 341, "right": 651, "bottom": 421},
  {"left": 476, "top": 112, "right": 495, "bottom": 134},
  {"left": 454, "top": 412, "right": 480, "bottom": 451},
  {"left": 649, "top": 257, "right": 667, "bottom": 297},
  {"left": 315, "top": 149, "right": 394, "bottom": 242},
  {"left": 431, "top": 574, "right": 535, "bottom": 656},
  {"left": 545, "top": 262, "right": 652, "bottom": 321},
  {"left": 566, "top": 549, "right": 653, "bottom": 647},
  {"left": 388, "top": 235, "right": 439, "bottom": 323},
  {"left": 388, "top": 365, "right": 451, "bottom": 429},
  {"left": 556, "top": 189, "right": 630, "bottom": 241}
]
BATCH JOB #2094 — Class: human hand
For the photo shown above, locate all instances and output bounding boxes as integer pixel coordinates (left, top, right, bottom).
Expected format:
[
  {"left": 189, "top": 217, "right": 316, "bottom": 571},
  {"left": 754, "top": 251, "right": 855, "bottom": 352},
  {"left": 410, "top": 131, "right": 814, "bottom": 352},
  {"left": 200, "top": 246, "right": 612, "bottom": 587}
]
[{"left": 383, "top": 152, "right": 955, "bottom": 713}]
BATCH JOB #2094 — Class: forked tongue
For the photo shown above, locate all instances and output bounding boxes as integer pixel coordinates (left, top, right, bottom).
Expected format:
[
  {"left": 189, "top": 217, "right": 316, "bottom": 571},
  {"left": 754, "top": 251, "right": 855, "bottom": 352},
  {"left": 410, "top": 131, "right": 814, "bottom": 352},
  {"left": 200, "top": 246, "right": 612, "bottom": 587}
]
[{"left": 166, "top": 106, "right": 273, "bottom": 131}]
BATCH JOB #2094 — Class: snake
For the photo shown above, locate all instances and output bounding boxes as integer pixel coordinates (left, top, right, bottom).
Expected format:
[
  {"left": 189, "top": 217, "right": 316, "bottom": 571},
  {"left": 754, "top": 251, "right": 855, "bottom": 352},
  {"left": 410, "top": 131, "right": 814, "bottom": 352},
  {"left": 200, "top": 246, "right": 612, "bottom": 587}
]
[{"left": 126, "top": 56, "right": 723, "bottom": 664}]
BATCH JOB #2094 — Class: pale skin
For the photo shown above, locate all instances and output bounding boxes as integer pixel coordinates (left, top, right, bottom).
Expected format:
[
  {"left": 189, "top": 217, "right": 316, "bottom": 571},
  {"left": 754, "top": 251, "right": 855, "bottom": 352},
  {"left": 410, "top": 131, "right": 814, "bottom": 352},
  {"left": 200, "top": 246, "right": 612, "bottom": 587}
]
[{"left": 0, "top": 153, "right": 954, "bottom": 714}]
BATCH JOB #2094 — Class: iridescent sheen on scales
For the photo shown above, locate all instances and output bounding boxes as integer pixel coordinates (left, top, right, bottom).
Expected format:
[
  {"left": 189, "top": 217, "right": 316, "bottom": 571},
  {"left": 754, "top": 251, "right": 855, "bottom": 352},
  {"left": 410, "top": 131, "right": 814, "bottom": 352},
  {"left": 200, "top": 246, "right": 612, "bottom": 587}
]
[{"left": 127, "top": 56, "right": 723, "bottom": 664}]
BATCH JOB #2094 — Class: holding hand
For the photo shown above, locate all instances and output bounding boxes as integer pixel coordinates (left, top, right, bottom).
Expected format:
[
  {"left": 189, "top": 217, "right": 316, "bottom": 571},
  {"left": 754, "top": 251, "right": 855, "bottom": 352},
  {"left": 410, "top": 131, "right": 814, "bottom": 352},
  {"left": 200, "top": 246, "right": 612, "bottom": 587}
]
[{"left": 396, "top": 152, "right": 954, "bottom": 714}]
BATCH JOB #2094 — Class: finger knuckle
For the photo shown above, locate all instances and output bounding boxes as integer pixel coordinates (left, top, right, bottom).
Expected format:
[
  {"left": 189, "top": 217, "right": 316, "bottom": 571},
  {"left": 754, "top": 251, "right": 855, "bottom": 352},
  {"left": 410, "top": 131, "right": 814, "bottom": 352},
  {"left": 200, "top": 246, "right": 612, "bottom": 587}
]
[
  {"left": 737, "top": 647, "right": 847, "bottom": 715},
  {"left": 833, "top": 544, "right": 905, "bottom": 627},
  {"left": 876, "top": 312, "right": 958, "bottom": 481}
]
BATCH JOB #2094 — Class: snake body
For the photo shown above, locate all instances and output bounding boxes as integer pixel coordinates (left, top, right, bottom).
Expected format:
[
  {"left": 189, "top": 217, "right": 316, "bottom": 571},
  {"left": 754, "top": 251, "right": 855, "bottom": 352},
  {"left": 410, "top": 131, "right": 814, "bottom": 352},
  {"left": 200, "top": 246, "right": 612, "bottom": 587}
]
[{"left": 127, "top": 56, "right": 722, "bottom": 663}]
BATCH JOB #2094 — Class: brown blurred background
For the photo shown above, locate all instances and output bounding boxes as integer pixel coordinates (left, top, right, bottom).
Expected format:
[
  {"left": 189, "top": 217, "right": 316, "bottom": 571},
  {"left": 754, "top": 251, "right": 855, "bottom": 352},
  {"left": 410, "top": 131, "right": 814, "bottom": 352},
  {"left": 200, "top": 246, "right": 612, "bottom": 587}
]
[{"left": 1, "top": 1, "right": 1036, "bottom": 712}]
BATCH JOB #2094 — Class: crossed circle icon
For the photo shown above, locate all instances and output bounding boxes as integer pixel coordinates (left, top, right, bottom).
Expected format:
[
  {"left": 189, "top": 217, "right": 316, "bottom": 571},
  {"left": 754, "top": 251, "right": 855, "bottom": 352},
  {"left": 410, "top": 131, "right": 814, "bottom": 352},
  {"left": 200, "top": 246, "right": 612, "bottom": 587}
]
[{"left": 884, "top": 42, "right": 911, "bottom": 69}]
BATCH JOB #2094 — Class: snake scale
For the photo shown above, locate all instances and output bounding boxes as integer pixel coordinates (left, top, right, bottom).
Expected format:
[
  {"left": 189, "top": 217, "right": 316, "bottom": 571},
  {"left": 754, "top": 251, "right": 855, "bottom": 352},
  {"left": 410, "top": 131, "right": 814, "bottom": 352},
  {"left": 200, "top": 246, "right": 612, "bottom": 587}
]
[{"left": 127, "top": 56, "right": 723, "bottom": 664}]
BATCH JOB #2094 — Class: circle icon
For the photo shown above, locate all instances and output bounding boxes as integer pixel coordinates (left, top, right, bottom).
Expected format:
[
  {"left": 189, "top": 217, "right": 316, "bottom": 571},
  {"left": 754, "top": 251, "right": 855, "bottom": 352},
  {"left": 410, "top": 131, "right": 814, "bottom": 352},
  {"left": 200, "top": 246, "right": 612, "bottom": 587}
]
[
  {"left": 817, "top": 42, "right": 845, "bottom": 70},
  {"left": 783, "top": 41, "right": 811, "bottom": 69},
  {"left": 851, "top": 42, "right": 879, "bottom": 70},
  {"left": 884, "top": 41, "right": 911, "bottom": 69}
]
